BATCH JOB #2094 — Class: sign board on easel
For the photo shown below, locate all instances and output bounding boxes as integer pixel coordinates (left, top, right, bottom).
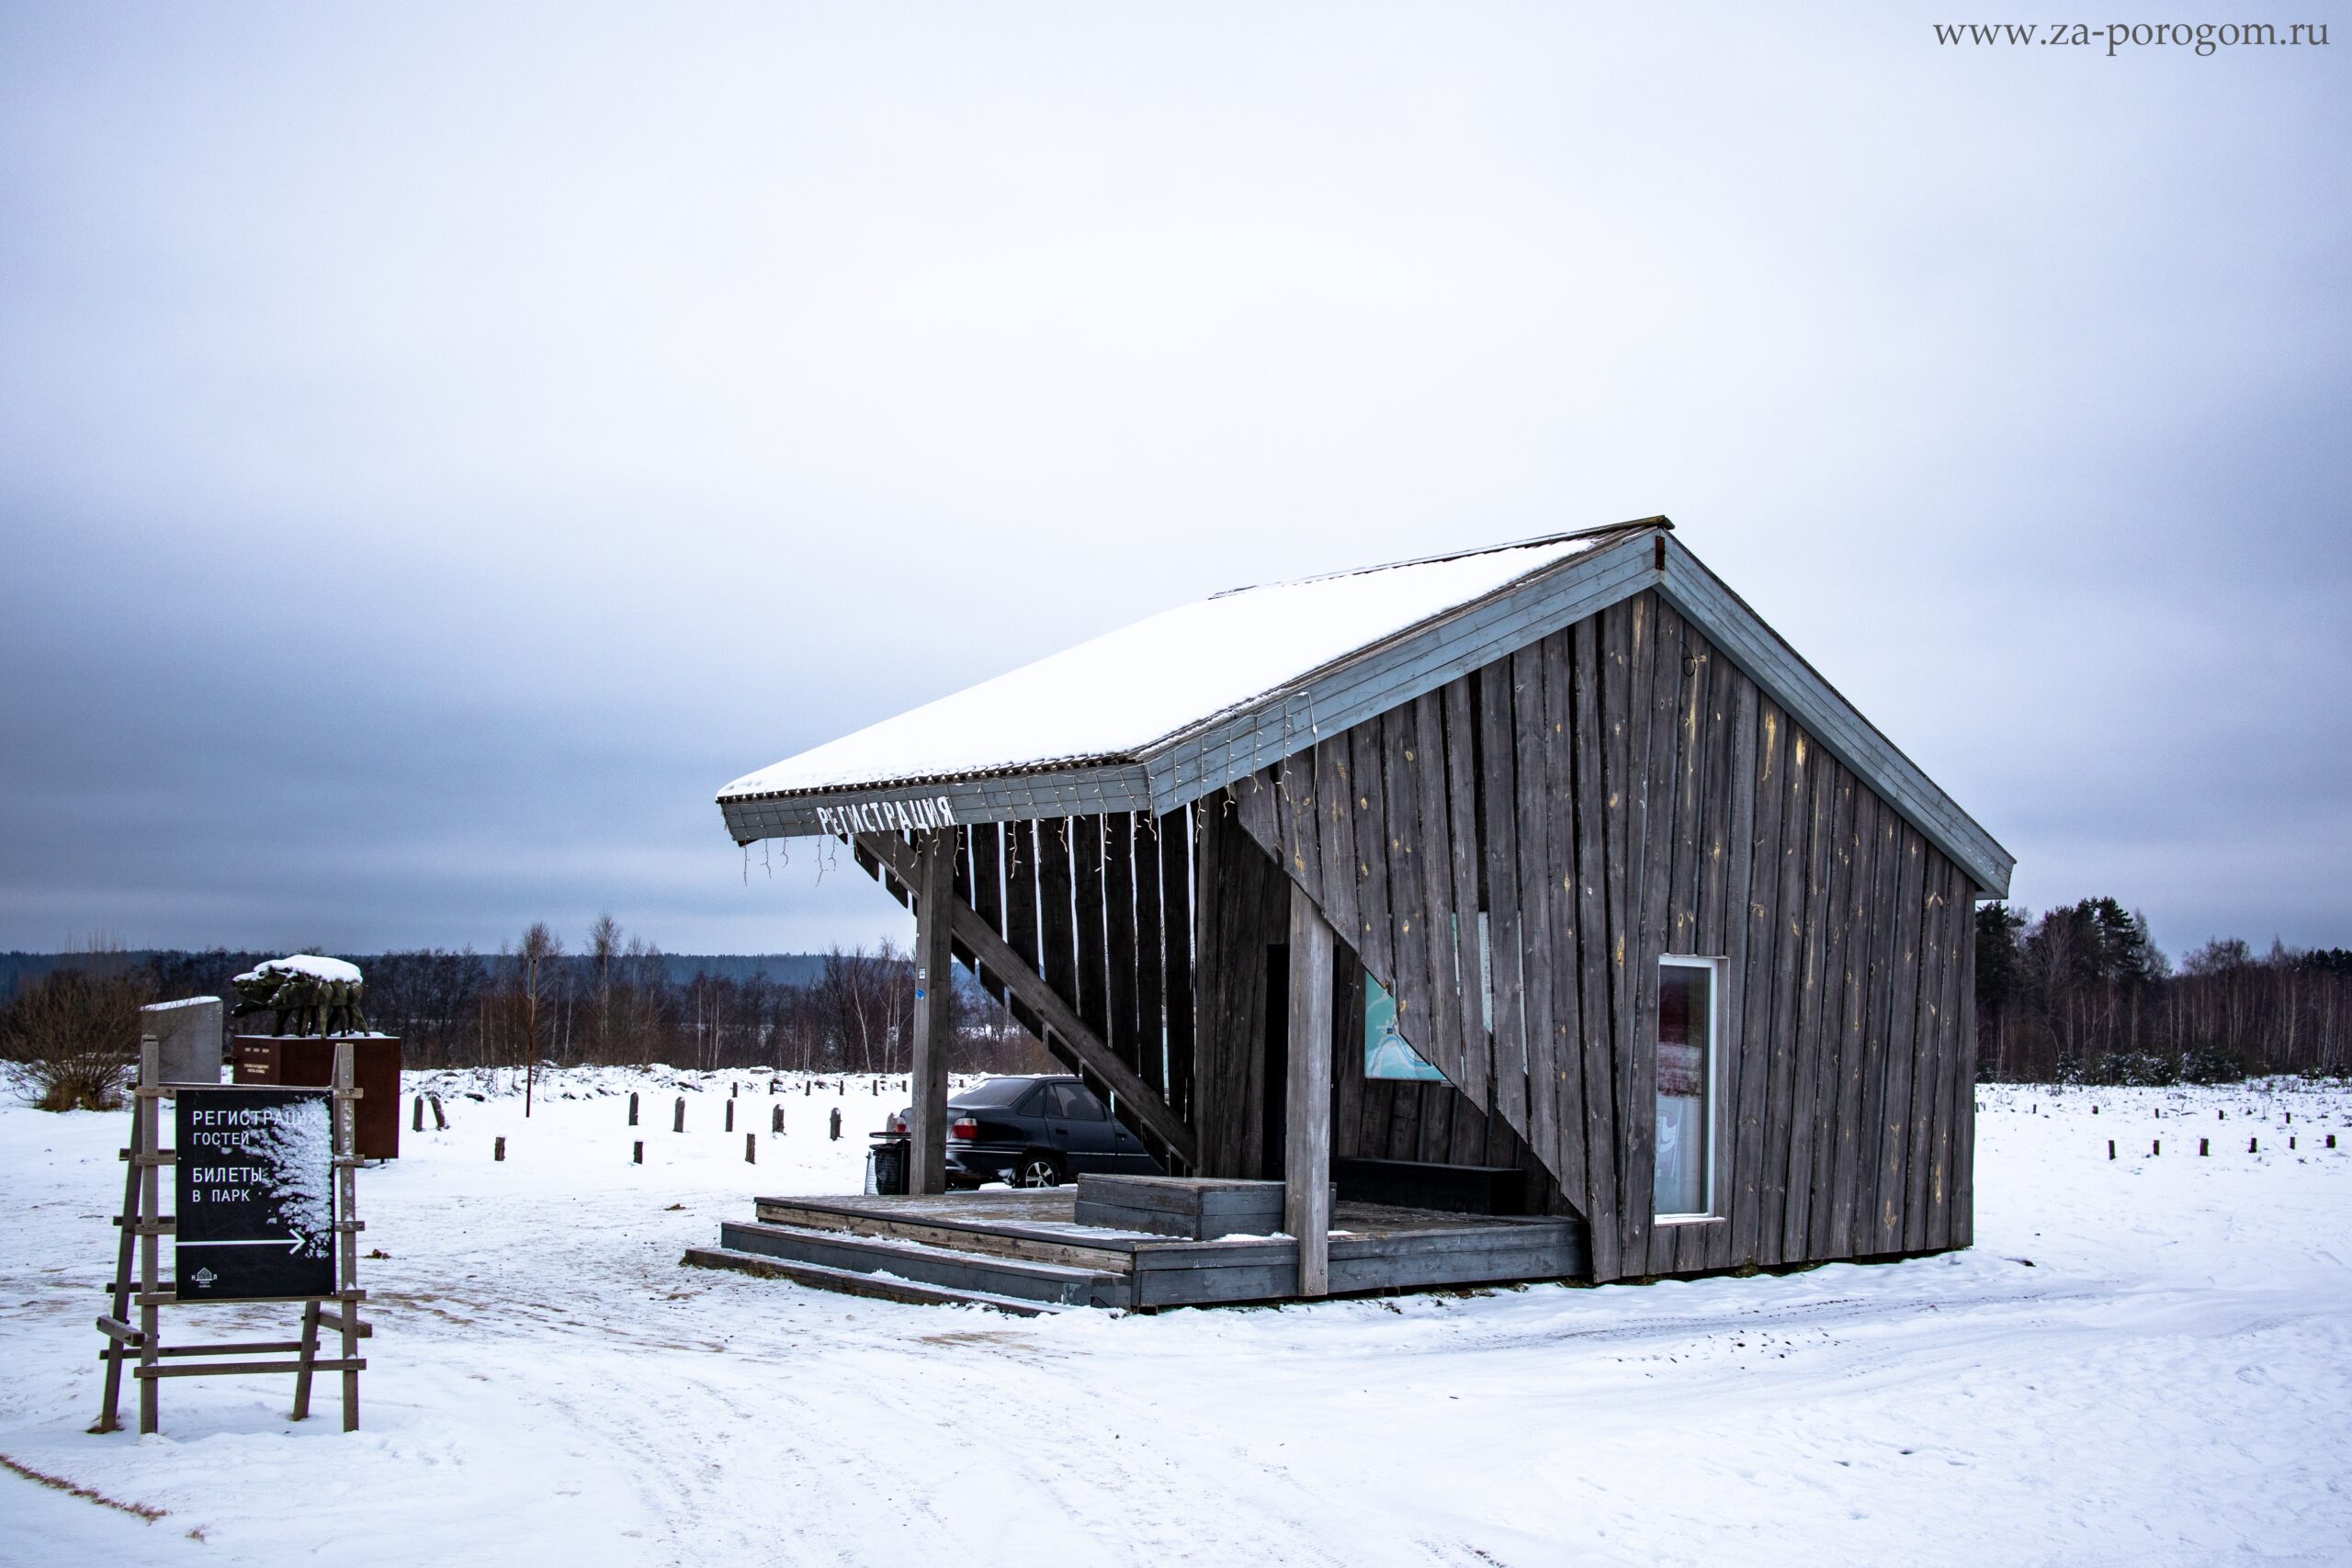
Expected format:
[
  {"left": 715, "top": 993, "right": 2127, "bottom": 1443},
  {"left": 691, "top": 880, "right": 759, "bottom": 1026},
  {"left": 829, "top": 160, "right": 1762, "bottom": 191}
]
[
  {"left": 176, "top": 1089, "right": 337, "bottom": 1300},
  {"left": 93, "top": 1012, "right": 371, "bottom": 1437}
]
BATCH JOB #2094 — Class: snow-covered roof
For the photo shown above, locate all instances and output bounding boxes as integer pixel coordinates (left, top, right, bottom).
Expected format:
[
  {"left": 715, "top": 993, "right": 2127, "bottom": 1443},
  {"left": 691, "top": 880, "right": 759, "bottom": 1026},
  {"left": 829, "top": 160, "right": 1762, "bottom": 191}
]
[
  {"left": 721, "top": 525, "right": 1634, "bottom": 802},
  {"left": 714, "top": 516, "right": 2015, "bottom": 897}
]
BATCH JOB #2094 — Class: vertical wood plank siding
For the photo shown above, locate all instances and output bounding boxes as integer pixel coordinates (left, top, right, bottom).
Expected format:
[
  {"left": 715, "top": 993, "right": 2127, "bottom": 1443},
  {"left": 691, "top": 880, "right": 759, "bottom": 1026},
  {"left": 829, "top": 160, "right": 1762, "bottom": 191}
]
[
  {"left": 1104, "top": 812, "right": 1140, "bottom": 1083},
  {"left": 831, "top": 586, "right": 1978, "bottom": 1277},
  {"left": 1530, "top": 632, "right": 1585, "bottom": 1254},
  {"left": 1132, "top": 812, "right": 1166, "bottom": 1099},
  {"left": 1230, "top": 590, "right": 1977, "bottom": 1280},
  {"left": 1160, "top": 807, "right": 1197, "bottom": 1122}
]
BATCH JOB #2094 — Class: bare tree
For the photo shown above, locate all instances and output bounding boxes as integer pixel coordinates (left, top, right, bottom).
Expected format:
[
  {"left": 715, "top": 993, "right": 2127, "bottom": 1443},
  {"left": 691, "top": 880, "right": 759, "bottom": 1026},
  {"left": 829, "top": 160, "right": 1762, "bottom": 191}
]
[
  {"left": 585, "top": 913, "right": 622, "bottom": 1060},
  {"left": 517, "top": 921, "right": 564, "bottom": 1115}
]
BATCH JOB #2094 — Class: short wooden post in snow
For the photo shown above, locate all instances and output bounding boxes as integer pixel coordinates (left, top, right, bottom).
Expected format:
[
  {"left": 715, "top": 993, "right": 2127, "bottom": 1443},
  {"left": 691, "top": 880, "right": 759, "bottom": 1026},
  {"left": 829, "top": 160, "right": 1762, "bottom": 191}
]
[
  {"left": 632, "top": 1140, "right": 643, "bottom": 1165},
  {"left": 830, "top": 1107, "right": 842, "bottom": 1141},
  {"left": 673, "top": 1097, "right": 685, "bottom": 1133},
  {"left": 2249, "top": 1136, "right": 2258, "bottom": 1154},
  {"left": 430, "top": 1094, "right": 447, "bottom": 1130},
  {"left": 628, "top": 1091, "right": 639, "bottom": 1126},
  {"left": 2199, "top": 1138, "right": 2210, "bottom": 1156},
  {"left": 745, "top": 1133, "right": 756, "bottom": 1165},
  {"left": 725, "top": 1100, "right": 735, "bottom": 1133},
  {"left": 772, "top": 1105, "right": 784, "bottom": 1135},
  {"left": 413, "top": 1096, "right": 424, "bottom": 1134},
  {"left": 494, "top": 1135, "right": 506, "bottom": 1162},
  {"left": 2107, "top": 1140, "right": 2115, "bottom": 1159}
]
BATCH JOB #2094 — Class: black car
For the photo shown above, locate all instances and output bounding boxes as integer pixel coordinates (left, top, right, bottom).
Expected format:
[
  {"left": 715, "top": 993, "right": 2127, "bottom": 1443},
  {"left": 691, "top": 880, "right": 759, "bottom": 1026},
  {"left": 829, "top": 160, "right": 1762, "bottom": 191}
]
[{"left": 888, "top": 1075, "right": 1162, "bottom": 1188}]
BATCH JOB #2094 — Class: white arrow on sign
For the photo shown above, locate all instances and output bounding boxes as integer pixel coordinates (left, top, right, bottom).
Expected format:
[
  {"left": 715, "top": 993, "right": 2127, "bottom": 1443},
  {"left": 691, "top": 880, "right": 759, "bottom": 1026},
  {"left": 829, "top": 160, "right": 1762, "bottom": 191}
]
[{"left": 184, "top": 1235, "right": 311, "bottom": 1254}]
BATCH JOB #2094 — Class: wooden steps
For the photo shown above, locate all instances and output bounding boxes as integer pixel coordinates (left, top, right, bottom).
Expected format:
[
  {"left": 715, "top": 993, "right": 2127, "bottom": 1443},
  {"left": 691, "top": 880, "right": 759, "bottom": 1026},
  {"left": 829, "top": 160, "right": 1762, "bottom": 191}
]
[
  {"left": 682, "top": 1247, "right": 1070, "bottom": 1316},
  {"left": 717, "top": 1220, "right": 1129, "bottom": 1308},
  {"left": 751, "top": 1195, "right": 1138, "bottom": 1275},
  {"left": 695, "top": 1190, "right": 1589, "bottom": 1312}
]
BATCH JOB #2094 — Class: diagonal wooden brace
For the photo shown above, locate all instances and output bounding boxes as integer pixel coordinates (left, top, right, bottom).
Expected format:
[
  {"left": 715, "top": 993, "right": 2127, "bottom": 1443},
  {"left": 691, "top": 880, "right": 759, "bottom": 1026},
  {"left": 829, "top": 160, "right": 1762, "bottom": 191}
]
[{"left": 854, "top": 831, "right": 1196, "bottom": 1167}]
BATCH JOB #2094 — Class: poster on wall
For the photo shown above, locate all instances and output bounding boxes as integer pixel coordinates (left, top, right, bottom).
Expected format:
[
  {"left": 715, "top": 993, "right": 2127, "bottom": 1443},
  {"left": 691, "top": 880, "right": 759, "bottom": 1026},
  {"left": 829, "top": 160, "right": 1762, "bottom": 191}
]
[{"left": 1364, "top": 973, "right": 1447, "bottom": 1082}]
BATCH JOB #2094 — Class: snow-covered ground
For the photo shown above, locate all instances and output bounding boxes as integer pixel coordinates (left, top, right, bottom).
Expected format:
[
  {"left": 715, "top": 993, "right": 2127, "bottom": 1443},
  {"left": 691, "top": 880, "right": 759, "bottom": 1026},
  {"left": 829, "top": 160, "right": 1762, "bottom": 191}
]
[{"left": 3, "top": 1071, "right": 2347, "bottom": 1567}]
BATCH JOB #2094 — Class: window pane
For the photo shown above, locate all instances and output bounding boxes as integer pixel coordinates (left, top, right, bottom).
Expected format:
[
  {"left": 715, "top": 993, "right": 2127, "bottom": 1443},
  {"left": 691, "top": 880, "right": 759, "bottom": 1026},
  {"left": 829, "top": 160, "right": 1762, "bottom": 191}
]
[
  {"left": 1052, "top": 1083, "right": 1106, "bottom": 1120},
  {"left": 1654, "top": 964, "right": 1712, "bottom": 1215}
]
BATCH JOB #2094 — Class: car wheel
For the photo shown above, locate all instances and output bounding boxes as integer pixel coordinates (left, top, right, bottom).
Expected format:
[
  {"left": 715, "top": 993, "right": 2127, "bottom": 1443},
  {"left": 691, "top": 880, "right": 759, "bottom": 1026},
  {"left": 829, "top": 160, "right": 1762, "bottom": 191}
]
[{"left": 1014, "top": 1154, "right": 1065, "bottom": 1188}]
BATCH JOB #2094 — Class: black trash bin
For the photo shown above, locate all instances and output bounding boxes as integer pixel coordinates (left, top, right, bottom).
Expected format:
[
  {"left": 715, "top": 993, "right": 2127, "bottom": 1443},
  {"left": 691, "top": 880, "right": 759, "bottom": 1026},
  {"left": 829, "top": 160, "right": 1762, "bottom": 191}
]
[{"left": 865, "top": 1135, "right": 909, "bottom": 1196}]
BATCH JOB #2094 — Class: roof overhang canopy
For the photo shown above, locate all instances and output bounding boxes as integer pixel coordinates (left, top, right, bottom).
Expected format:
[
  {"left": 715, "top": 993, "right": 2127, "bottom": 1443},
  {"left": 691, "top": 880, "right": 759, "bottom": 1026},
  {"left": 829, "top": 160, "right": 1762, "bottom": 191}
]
[{"left": 717, "top": 518, "right": 2015, "bottom": 898}]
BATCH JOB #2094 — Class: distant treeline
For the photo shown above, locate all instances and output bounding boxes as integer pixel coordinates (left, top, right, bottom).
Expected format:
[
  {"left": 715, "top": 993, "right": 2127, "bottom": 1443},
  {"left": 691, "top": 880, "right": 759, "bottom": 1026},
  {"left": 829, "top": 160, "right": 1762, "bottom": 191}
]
[
  {"left": 7, "top": 900, "right": 2347, "bottom": 1100},
  {"left": 0, "top": 923, "right": 1052, "bottom": 1083},
  {"left": 1977, "top": 898, "right": 2352, "bottom": 1083}
]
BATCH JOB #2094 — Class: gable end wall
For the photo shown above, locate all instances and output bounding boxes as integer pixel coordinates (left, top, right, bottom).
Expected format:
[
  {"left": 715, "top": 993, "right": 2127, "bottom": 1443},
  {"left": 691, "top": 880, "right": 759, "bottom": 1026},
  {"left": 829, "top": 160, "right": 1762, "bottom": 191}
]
[{"left": 1238, "top": 590, "right": 1978, "bottom": 1280}]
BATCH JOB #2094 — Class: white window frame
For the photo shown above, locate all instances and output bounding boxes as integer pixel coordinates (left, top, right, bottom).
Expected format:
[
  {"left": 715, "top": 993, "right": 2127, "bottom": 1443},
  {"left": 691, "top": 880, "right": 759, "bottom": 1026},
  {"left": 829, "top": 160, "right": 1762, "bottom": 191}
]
[{"left": 1654, "top": 954, "right": 1724, "bottom": 1224}]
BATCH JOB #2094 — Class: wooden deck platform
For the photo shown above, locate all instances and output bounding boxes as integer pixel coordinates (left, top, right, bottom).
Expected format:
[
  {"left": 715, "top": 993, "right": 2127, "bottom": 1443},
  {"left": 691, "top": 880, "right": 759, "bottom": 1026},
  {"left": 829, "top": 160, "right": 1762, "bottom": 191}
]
[{"left": 685, "top": 1188, "right": 1589, "bottom": 1310}]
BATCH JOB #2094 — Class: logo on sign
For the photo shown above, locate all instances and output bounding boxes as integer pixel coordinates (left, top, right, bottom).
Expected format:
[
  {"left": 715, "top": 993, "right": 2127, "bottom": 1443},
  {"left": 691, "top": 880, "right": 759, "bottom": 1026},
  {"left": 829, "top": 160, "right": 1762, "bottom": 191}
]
[{"left": 815, "top": 795, "right": 957, "bottom": 836}]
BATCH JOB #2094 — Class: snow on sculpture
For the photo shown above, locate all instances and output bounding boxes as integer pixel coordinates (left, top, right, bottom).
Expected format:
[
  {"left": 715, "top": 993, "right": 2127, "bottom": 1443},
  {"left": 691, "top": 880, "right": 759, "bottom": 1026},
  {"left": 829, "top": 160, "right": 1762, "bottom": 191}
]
[{"left": 230, "top": 954, "right": 371, "bottom": 1037}]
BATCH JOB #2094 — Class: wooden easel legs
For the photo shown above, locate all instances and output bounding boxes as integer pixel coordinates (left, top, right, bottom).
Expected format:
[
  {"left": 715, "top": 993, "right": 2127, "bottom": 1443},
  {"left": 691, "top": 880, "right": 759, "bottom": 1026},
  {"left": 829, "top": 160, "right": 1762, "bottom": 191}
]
[{"left": 292, "top": 1301, "right": 321, "bottom": 1421}]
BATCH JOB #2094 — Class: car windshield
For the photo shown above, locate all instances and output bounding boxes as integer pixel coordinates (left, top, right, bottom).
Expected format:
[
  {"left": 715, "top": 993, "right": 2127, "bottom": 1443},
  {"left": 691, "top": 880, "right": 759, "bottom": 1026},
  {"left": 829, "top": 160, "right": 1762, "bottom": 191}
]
[{"left": 950, "top": 1077, "right": 1039, "bottom": 1110}]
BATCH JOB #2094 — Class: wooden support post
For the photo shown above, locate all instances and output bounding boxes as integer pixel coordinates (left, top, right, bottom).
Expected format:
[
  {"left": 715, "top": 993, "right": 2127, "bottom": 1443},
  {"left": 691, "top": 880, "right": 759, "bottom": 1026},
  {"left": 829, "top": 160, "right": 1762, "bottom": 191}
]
[
  {"left": 413, "top": 1096, "right": 424, "bottom": 1134},
  {"left": 430, "top": 1094, "right": 447, "bottom": 1131},
  {"left": 673, "top": 1097, "right": 685, "bottom": 1133},
  {"left": 745, "top": 1133, "right": 756, "bottom": 1164},
  {"left": 494, "top": 1136, "right": 506, "bottom": 1161},
  {"left": 92, "top": 1039, "right": 153, "bottom": 1434},
  {"left": 910, "top": 829, "right": 956, "bottom": 1197},
  {"left": 333, "top": 1040, "right": 360, "bottom": 1431},
  {"left": 628, "top": 1091, "right": 639, "bottom": 1126},
  {"left": 830, "top": 1107, "right": 842, "bottom": 1140},
  {"left": 725, "top": 1100, "right": 735, "bottom": 1133},
  {"left": 633, "top": 1140, "right": 643, "bottom": 1164},
  {"left": 1284, "top": 882, "right": 1335, "bottom": 1299},
  {"left": 137, "top": 1036, "right": 161, "bottom": 1435},
  {"left": 771, "top": 1105, "right": 784, "bottom": 1134}
]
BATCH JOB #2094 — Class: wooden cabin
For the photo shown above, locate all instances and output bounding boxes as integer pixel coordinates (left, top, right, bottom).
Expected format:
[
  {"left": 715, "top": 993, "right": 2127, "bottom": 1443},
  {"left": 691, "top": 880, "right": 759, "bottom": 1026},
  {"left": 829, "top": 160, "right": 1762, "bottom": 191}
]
[{"left": 696, "top": 518, "right": 2013, "bottom": 1307}]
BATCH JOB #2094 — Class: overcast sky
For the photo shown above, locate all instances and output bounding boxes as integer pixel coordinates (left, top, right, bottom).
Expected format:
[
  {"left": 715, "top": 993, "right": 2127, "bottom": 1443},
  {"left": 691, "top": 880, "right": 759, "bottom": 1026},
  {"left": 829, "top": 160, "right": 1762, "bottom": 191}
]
[{"left": 2, "top": 4, "right": 2345, "bottom": 963}]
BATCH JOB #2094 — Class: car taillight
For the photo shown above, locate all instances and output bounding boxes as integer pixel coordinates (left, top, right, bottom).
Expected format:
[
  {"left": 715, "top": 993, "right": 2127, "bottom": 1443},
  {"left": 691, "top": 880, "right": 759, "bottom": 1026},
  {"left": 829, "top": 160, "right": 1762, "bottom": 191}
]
[{"left": 950, "top": 1117, "right": 978, "bottom": 1141}]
